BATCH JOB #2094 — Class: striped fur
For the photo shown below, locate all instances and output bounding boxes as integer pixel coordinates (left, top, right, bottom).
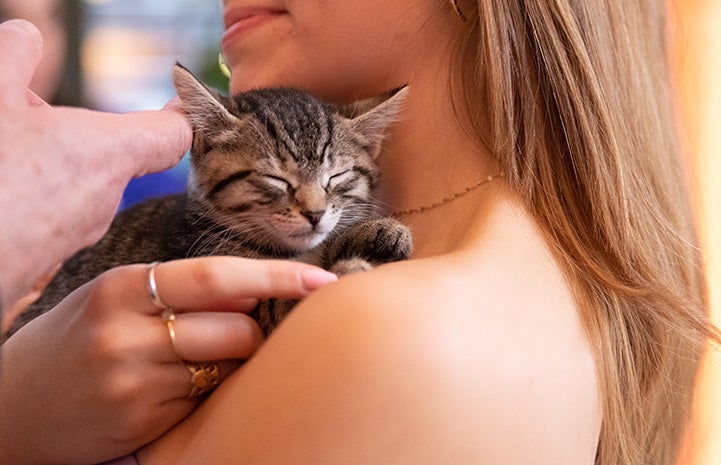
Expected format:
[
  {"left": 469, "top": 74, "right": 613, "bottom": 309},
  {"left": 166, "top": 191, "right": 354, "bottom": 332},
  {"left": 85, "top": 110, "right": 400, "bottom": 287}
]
[{"left": 10, "top": 66, "right": 412, "bottom": 336}]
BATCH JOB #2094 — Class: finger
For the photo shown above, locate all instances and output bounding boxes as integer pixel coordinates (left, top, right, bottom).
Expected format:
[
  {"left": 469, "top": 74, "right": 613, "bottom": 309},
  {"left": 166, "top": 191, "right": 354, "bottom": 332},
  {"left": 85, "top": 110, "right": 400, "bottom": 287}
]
[
  {"left": 156, "top": 359, "right": 241, "bottom": 400},
  {"left": 0, "top": 20, "right": 43, "bottom": 103},
  {"left": 144, "top": 257, "right": 337, "bottom": 314},
  {"left": 162, "top": 95, "right": 184, "bottom": 113},
  {"left": 40, "top": 104, "right": 191, "bottom": 178},
  {"left": 113, "top": 105, "right": 193, "bottom": 176},
  {"left": 156, "top": 311, "right": 265, "bottom": 362},
  {"left": 38, "top": 102, "right": 191, "bottom": 180}
]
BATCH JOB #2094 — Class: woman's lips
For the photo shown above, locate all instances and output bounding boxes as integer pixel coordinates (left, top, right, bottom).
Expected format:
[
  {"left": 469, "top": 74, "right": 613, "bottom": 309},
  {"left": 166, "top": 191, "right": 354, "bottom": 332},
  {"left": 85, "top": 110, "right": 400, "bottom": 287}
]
[{"left": 221, "top": 7, "right": 287, "bottom": 49}]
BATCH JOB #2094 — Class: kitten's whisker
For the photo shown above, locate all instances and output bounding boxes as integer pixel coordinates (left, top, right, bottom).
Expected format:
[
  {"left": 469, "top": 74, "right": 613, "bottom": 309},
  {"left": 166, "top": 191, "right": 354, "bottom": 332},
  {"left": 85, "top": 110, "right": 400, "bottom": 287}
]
[{"left": 19, "top": 75, "right": 411, "bottom": 340}]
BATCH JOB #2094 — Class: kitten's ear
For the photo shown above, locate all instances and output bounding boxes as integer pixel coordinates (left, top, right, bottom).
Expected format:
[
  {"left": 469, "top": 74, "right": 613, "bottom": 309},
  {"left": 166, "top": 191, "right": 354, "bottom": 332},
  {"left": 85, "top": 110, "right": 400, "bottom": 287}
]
[
  {"left": 172, "top": 63, "right": 238, "bottom": 136},
  {"left": 343, "top": 87, "right": 408, "bottom": 159}
]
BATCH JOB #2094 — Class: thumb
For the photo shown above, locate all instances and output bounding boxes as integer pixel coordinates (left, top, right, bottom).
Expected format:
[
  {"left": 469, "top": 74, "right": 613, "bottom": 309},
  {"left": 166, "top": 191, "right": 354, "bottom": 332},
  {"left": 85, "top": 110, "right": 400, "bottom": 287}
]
[
  {"left": 0, "top": 20, "right": 43, "bottom": 105},
  {"left": 107, "top": 102, "right": 193, "bottom": 177}
]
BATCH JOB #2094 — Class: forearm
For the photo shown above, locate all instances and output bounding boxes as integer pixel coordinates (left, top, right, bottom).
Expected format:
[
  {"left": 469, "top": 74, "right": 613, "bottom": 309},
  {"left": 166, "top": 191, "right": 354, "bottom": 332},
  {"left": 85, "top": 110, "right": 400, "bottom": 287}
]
[{"left": 0, "top": 332, "right": 57, "bottom": 465}]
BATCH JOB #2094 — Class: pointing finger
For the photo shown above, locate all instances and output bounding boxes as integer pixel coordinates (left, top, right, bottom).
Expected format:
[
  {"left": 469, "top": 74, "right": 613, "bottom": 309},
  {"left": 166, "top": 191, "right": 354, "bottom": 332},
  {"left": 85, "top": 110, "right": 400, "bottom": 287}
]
[
  {"left": 135, "top": 257, "right": 338, "bottom": 314},
  {"left": 115, "top": 104, "right": 193, "bottom": 176},
  {"left": 0, "top": 20, "right": 43, "bottom": 105}
]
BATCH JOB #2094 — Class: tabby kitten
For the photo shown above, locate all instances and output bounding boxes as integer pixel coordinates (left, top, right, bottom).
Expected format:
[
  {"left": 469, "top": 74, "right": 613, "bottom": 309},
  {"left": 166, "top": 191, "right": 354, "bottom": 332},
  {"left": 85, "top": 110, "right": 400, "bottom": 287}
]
[{"left": 10, "top": 65, "right": 411, "bottom": 336}]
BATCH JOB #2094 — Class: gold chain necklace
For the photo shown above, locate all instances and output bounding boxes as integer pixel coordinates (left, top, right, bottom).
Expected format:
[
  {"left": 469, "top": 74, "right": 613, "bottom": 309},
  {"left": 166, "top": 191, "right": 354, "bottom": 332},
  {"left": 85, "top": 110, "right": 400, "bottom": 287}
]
[{"left": 392, "top": 172, "right": 504, "bottom": 217}]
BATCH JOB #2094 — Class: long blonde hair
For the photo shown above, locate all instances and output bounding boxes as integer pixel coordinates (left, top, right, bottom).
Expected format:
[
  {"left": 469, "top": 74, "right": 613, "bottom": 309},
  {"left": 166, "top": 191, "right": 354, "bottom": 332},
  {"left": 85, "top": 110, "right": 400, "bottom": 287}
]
[{"left": 450, "top": 1, "right": 717, "bottom": 464}]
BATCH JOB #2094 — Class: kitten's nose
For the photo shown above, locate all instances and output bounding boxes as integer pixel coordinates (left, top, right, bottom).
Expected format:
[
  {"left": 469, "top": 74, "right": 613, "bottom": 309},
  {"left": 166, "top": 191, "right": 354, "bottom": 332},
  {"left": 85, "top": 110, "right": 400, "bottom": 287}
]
[{"left": 302, "top": 210, "right": 325, "bottom": 227}]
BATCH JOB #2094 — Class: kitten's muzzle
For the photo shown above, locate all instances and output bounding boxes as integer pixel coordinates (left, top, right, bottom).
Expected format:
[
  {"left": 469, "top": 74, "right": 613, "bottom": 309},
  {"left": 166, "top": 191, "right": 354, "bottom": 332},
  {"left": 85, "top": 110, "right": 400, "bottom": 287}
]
[{"left": 302, "top": 209, "right": 325, "bottom": 227}]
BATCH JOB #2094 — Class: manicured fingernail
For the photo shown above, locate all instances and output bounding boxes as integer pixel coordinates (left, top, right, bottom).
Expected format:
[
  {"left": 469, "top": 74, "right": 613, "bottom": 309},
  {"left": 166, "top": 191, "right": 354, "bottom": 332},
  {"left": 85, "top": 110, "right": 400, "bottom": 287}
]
[{"left": 301, "top": 268, "right": 338, "bottom": 291}]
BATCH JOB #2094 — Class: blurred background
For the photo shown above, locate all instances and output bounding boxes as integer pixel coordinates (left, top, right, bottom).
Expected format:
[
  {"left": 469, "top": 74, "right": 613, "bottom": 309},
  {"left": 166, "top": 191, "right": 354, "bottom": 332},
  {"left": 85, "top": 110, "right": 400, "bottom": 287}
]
[
  {"left": 0, "top": 0, "right": 719, "bottom": 462},
  {"left": 675, "top": 1, "right": 721, "bottom": 464}
]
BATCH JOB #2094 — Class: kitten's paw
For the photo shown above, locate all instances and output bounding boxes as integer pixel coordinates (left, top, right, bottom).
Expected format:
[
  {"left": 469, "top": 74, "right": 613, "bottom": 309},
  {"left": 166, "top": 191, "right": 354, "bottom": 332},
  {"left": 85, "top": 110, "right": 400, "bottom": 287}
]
[
  {"left": 250, "top": 298, "right": 298, "bottom": 335},
  {"left": 329, "top": 258, "right": 373, "bottom": 276},
  {"left": 365, "top": 217, "right": 413, "bottom": 263},
  {"left": 326, "top": 217, "right": 412, "bottom": 265}
]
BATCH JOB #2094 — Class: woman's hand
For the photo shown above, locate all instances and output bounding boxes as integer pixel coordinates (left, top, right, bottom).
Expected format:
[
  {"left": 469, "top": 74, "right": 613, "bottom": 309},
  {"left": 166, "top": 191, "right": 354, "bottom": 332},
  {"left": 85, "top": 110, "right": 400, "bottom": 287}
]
[
  {"left": 0, "top": 257, "right": 337, "bottom": 465},
  {"left": 0, "top": 19, "right": 193, "bottom": 308}
]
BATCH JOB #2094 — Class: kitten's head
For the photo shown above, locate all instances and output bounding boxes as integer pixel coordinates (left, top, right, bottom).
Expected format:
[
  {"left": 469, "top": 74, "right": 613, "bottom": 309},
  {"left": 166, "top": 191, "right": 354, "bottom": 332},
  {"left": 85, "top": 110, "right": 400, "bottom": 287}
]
[{"left": 173, "top": 64, "right": 407, "bottom": 253}]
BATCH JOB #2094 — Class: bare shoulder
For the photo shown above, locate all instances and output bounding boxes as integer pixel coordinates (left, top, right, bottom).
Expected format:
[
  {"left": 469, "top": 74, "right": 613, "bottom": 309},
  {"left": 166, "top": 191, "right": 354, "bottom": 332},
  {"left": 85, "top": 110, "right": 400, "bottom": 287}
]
[
  {"left": 285, "top": 198, "right": 601, "bottom": 461},
  {"left": 140, "top": 200, "right": 600, "bottom": 465}
]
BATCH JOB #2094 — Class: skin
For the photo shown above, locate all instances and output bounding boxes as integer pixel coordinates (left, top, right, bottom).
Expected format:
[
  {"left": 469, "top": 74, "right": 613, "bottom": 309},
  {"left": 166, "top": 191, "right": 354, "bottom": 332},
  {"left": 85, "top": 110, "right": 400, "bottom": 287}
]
[
  {"left": 0, "top": 20, "right": 192, "bottom": 315},
  {"left": 0, "top": 257, "right": 338, "bottom": 465},
  {"left": 3, "top": 0, "right": 602, "bottom": 461},
  {"left": 139, "top": 191, "right": 601, "bottom": 465},
  {"left": 136, "top": 0, "right": 601, "bottom": 463},
  {"left": 0, "top": 19, "right": 335, "bottom": 465}
]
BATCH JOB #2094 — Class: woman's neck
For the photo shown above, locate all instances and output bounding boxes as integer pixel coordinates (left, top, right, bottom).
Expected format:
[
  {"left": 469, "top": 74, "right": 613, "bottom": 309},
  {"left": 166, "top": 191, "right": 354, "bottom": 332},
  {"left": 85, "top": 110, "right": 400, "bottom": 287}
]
[{"left": 375, "top": 74, "right": 499, "bottom": 258}]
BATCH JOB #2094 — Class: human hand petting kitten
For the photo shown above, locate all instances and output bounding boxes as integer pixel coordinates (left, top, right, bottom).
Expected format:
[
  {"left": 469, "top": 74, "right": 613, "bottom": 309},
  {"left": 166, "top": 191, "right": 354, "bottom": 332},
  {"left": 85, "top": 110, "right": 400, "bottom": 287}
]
[{"left": 0, "top": 19, "right": 192, "bottom": 311}]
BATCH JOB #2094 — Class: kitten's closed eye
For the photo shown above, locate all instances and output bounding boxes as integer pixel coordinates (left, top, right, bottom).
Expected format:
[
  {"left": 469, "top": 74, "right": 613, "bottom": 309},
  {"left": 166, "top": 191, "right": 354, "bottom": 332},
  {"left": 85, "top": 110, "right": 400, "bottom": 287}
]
[
  {"left": 176, "top": 65, "right": 408, "bottom": 255},
  {"left": 262, "top": 174, "right": 294, "bottom": 193},
  {"left": 327, "top": 170, "right": 353, "bottom": 190},
  {"left": 11, "top": 66, "right": 412, "bottom": 340}
]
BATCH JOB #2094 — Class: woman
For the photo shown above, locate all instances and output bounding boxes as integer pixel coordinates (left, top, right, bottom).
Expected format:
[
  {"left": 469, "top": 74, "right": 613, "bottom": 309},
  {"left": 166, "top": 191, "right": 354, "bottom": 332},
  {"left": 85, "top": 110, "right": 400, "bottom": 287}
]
[{"left": 1, "top": 1, "right": 716, "bottom": 464}]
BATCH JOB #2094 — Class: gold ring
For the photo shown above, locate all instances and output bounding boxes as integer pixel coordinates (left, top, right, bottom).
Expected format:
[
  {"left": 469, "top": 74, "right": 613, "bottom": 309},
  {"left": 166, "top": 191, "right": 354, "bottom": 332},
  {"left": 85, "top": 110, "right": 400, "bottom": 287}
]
[
  {"left": 147, "top": 261, "right": 169, "bottom": 311},
  {"left": 162, "top": 307, "right": 182, "bottom": 361},
  {"left": 186, "top": 362, "right": 221, "bottom": 398}
]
